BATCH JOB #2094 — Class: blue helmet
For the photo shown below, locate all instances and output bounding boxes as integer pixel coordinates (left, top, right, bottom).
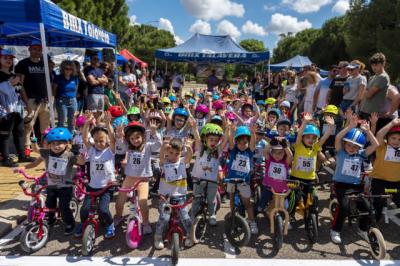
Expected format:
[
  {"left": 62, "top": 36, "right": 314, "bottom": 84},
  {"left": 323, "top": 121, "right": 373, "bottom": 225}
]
[
  {"left": 212, "top": 94, "right": 220, "bottom": 101},
  {"left": 112, "top": 116, "right": 129, "bottom": 129},
  {"left": 256, "top": 100, "right": 265, "bottom": 106},
  {"left": 343, "top": 128, "right": 366, "bottom": 147},
  {"left": 211, "top": 115, "right": 223, "bottom": 122},
  {"left": 235, "top": 126, "right": 252, "bottom": 139},
  {"left": 46, "top": 127, "right": 72, "bottom": 143},
  {"left": 169, "top": 95, "right": 177, "bottom": 102},
  {"left": 173, "top": 107, "right": 189, "bottom": 118},
  {"left": 303, "top": 124, "right": 320, "bottom": 138},
  {"left": 188, "top": 98, "right": 196, "bottom": 105}
]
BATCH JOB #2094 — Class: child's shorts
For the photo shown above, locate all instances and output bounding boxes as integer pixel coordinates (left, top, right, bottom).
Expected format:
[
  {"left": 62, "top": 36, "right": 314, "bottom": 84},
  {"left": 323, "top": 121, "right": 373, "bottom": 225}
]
[{"left": 227, "top": 183, "right": 251, "bottom": 198}]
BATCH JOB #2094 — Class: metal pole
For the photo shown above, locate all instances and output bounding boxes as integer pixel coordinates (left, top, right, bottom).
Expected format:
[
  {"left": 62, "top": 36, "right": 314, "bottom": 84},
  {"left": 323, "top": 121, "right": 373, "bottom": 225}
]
[
  {"left": 268, "top": 59, "right": 271, "bottom": 86},
  {"left": 39, "top": 23, "right": 55, "bottom": 128},
  {"left": 155, "top": 58, "right": 157, "bottom": 73},
  {"left": 114, "top": 48, "right": 118, "bottom": 92}
]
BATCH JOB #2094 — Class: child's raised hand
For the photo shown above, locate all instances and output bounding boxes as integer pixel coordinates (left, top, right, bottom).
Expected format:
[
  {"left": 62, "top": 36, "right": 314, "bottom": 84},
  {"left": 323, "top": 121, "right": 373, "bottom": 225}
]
[
  {"left": 116, "top": 124, "right": 125, "bottom": 138},
  {"left": 84, "top": 110, "right": 94, "bottom": 124},
  {"left": 349, "top": 114, "right": 358, "bottom": 128},
  {"left": 359, "top": 120, "right": 370, "bottom": 132},
  {"left": 188, "top": 117, "right": 196, "bottom": 128},
  {"left": 250, "top": 124, "right": 257, "bottom": 134},
  {"left": 303, "top": 112, "right": 313, "bottom": 122},
  {"left": 149, "top": 119, "right": 158, "bottom": 132},
  {"left": 345, "top": 108, "right": 353, "bottom": 121},
  {"left": 369, "top": 112, "right": 379, "bottom": 125},
  {"left": 325, "top": 116, "right": 335, "bottom": 126},
  {"left": 392, "top": 118, "right": 400, "bottom": 126},
  {"left": 104, "top": 111, "right": 112, "bottom": 125}
]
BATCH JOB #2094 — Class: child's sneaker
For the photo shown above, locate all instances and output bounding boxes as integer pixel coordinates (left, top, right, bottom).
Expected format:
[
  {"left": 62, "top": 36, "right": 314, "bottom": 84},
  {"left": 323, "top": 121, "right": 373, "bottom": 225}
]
[
  {"left": 64, "top": 224, "right": 75, "bottom": 236},
  {"left": 74, "top": 223, "right": 83, "bottom": 237},
  {"left": 154, "top": 234, "right": 164, "bottom": 250},
  {"left": 143, "top": 223, "right": 152, "bottom": 235},
  {"left": 249, "top": 220, "right": 259, "bottom": 235},
  {"left": 105, "top": 223, "right": 115, "bottom": 238},
  {"left": 209, "top": 215, "right": 217, "bottom": 226},
  {"left": 330, "top": 229, "right": 342, "bottom": 244},
  {"left": 184, "top": 237, "right": 193, "bottom": 247}
]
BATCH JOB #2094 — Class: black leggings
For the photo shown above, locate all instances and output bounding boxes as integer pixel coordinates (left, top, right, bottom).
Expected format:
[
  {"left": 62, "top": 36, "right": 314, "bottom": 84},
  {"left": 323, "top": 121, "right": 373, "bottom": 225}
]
[
  {"left": 371, "top": 178, "right": 400, "bottom": 222},
  {"left": 289, "top": 176, "right": 316, "bottom": 215},
  {"left": 0, "top": 113, "right": 24, "bottom": 159}
]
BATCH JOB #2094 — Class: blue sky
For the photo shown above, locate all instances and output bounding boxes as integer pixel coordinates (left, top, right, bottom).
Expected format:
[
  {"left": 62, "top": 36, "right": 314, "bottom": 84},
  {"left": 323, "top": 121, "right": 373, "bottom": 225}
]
[{"left": 126, "top": 0, "right": 349, "bottom": 52}]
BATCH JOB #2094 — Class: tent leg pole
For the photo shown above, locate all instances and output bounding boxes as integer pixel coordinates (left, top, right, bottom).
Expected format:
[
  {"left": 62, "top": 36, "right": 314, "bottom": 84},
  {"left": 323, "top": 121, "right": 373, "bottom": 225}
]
[
  {"left": 115, "top": 48, "right": 118, "bottom": 92},
  {"left": 155, "top": 58, "right": 157, "bottom": 73},
  {"left": 40, "top": 23, "right": 55, "bottom": 128},
  {"left": 268, "top": 60, "right": 271, "bottom": 86}
]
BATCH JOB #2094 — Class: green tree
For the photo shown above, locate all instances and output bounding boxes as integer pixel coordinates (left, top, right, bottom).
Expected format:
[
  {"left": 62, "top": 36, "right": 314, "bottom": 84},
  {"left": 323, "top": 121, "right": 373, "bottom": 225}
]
[{"left": 239, "top": 39, "right": 267, "bottom": 52}]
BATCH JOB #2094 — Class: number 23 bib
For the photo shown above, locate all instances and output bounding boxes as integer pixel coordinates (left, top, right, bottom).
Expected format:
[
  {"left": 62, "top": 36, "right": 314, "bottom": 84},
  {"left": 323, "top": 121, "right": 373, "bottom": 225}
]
[{"left": 232, "top": 154, "right": 251, "bottom": 173}]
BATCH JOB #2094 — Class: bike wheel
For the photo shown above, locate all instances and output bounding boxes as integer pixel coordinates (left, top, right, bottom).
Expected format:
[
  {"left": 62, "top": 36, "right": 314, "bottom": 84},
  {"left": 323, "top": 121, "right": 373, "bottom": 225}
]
[
  {"left": 126, "top": 218, "right": 142, "bottom": 249},
  {"left": 171, "top": 232, "right": 180, "bottom": 266},
  {"left": 274, "top": 214, "right": 284, "bottom": 250},
  {"left": 191, "top": 215, "right": 207, "bottom": 244},
  {"left": 329, "top": 199, "right": 339, "bottom": 219},
  {"left": 224, "top": 213, "right": 251, "bottom": 248},
  {"left": 20, "top": 222, "right": 49, "bottom": 253},
  {"left": 254, "top": 185, "right": 262, "bottom": 207},
  {"left": 69, "top": 198, "right": 79, "bottom": 219},
  {"left": 369, "top": 228, "right": 386, "bottom": 260},
  {"left": 305, "top": 211, "right": 318, "bottom": 244},
  {"left": 82, "top": 223, "right": 96, "bottom": 256}
]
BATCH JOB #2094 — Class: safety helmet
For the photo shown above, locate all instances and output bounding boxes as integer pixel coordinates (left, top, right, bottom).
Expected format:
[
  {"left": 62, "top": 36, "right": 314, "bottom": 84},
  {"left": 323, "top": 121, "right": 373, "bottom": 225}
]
[
  {"left": 265, "top": 98, "right": 277, "bottom": 105},
  {"left": 75, "top": 115, "right": 85, "bottom": 127},
  {"left": 343, "top": 128, "right": 366, "bottom": 147},
  {"left": 127, "top": 106, "right": 140, "bottom": 116},
  {"left": 42, "top": 127, "right": 52, "bottom": 137},
  {"left": 161, "top": 97, "right": 171, "bottom": 104},
  {"left": 169, "top": 95, "right": 177, "bottom": 102},
  {"left": 210, "top": 115, "right": 223, "bottom": 122},
  {"left": 303, "top": 124, "right": 320, "bottom": 138},
  {"left": 200, "top": 123, "right": 224, "bottom": 137},
  {"left": 212, "top": 100, "right": 224, "bottom": 110},
  {"left": 195, "top": 104, "right": 209, "bottom": 115},
  {"left": 222, "top": 88, "right": 232, "bottom": 96},
  {"left": 108, "top": 105, "right": 124, "bottom": 118},
  {"left": 185, "top": 92, "right": 193, "bottom": 98},
  {"left": 268, "top": 108, "right": 281, "bottom": 118},
  {"left": 124, "top": 121, "right": 145, "bottom": 135},
  {"left": 173, "top": 108, "right": 189, "bottom": 118},
  {"left": 235, "top": 126, "right": 252, "bottom": 139},
  {"left": 256, "top": 100, "right": 265, "bottom": 106},
  {"left": 280, "top": 100, "right": 291, "bottom": 108},
  {"left": 212, "top": 94, "right": 220, "bottom": 101},
  {"left": 188, "top": 98, "right": 196, "bottom": 105},
  {"left": 277, "top": 119, "right": 291, "bottom": 127},
  {"left": 225, "top": 111, "right": 236, "bottom": 121},
  {"left": 46, "top": 127, "right": 72, "bottom": 143},
  {"left": 388, "top": 126, "right": 400, "bottom": 135},
  {"left": 112, "top": 116, "right": 129, "bottom": 129},
  {"left": 324, "top": 105, "right": 339, "bottom": 115}
]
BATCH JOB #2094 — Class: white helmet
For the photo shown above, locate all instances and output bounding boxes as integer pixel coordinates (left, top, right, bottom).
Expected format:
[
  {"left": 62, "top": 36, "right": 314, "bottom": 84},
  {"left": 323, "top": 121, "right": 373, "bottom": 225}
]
[{"left": 280, "top": 100, "right": 291, "bottom": 108}]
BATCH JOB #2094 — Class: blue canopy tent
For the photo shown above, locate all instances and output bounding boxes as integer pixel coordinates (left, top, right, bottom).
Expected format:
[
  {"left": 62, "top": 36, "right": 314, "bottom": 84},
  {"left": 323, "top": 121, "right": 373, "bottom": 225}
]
[
  {"left": 155, "top": 34, "right": 269, "bottom": 65},
  {"left": 0, "top": 0, "right": 117, "bottom": 126},
  {"left": 269, "top": 55, "right": 312, "bottom": 72}
]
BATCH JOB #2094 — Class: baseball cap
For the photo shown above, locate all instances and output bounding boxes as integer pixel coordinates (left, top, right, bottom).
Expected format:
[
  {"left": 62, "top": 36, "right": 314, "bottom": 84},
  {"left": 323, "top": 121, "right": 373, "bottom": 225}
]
[
  {"left": 29, "top": 40, "right": 42, "bottom": 47},
  {"left": 0, "top": 49, "right": 16, "bottom": 58},
  {"left": 338, "top": 61, "right": 349, "bottom": 68},
  {"left": 347, "top": 63, "right": 360, "bottom": 70}
]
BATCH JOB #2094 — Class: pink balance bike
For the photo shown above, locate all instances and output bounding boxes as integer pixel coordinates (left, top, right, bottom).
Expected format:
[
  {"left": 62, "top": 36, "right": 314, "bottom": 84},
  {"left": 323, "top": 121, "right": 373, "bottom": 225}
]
[
  {"left": 118, "top": 179, "right": 145, "bottom": 249},
  {"left": 74, "top": 180, "right": 116, "bottom": 255},
  {"left": 159, "top": 195, "right": 193, "bottom": 266}
]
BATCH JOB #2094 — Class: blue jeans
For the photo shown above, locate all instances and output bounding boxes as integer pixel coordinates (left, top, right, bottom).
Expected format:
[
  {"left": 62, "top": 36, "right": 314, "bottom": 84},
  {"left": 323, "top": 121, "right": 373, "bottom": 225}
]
[
  {"left": 340, "top": 100, "right": 354, "bottom": 112},
  {"left": 56, "top": 97, "right": 77, "bottom": 133},
  {"left": 79, "top": 185, "right": 114, "bottom": 226}
]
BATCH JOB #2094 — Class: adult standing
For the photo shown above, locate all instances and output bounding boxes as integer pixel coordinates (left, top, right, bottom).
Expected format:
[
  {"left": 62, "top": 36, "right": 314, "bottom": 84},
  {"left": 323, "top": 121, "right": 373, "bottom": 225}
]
[
  {"left": 303, "top": 71, "right": 318, "bottom": 113},
  {"left": 341, "top": 60, "right": 367, "bottom": 112},
  {"left": 206, "top": 70, "right": 219, "bottom": 93},
  {"left": 359, "top": 53, "right": 391, "bottom": 131},
  {"left": 0, "top": 49, "right": 27, "bottom": 166},
  {"left": 312, "top": 66, "right": 336, "bottom": 112},
  {"left": 326, "top": 61, "right": 349, "bottom": 107},
  {"left": 282, "top": 71, "right": 298, "bottom": 120},
  {"left": 171, "top": 70, "right": 184, "bottom": 95},
  {"left": 74, "top": 60, "right": 87, "bottom": 113},
  {"left": 53, "top": 60, "right": 78, "bottom": 133},
  {"left": 154, "top": 69, "right": 164, "bottom": 96},
  {"left": 15, "top": 41, "right": 49, "bottom": 159},
  {"left": 118, "top": 62, "right": 136, "bottom": 106},
  {"left": 266, "top": 73, "right": 282, "bottom": 99},
  {"left": 84, "top": 55, "right": 108, "bottom": 118}
]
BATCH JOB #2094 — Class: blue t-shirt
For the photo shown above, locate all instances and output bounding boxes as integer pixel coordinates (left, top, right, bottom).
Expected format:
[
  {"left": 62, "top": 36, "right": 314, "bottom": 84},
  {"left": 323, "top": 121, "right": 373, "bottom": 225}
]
[
  {"left": 333, "top": 149, "right": 366, "bottom": 184},
  {"left": 226, "top": 147, "right": 253, "bottom": 183},
  {"left": 84, "top": 66, "right": 104, "bottom": 95},
  {"left": 54, "top": 74, "right": 78, "bottom": 98}
]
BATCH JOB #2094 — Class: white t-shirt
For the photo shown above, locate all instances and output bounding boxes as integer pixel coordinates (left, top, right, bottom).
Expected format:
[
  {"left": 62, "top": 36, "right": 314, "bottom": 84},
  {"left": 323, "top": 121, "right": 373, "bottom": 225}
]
[
  {"left": 87, "top": 147, "right": 115, "bottom": 189},
  {"left": 119, "top": 72, "right": 136, "bottom": 91},
  {"left": 191, "top": 150, "right": 220, "bottom": 182},
  {"left": 172, "top": 74, "right": 184, "bottom": 88}
]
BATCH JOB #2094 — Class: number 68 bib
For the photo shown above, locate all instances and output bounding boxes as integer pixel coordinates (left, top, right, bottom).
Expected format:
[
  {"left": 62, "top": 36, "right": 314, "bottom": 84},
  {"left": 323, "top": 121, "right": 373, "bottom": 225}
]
[
  {"left": 232, "top": 154, "right": 251, "bottom": 173},
  {"left": 48, "top": 156, "right": 68, "bottom": 175}
]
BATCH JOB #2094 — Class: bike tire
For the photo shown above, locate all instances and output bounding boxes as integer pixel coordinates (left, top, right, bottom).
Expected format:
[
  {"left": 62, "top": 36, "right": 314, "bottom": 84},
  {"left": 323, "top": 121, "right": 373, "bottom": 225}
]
[
  {"left": 305, "top": 211, "right": 318, "bottom": 244},
  {"left": 20, "top": 222, "right": 49, "bottom": 253},
  {"left": 191, "top": 215, "right": 207, "bottom": 244},
  {"left": 369, "top": 227, "right": 386, "bottom": 260},
  {"left": 224, "top": 213, "right": 251, "bottom": 248},
  {"left": 171, "top": 232, "right": 180, "bottom": 266},
  {"left": 126, "top": 218, "right": 142, "bottom": 249},
  {"left": 274, "top": 214, "right": 284, "bottom": 250},
  {"left": 69, "top": 198, "right": 79, "bottom": 219},
  {"left": 82, "top": 223, "right": 96, "bottom": 256},
  {"left": 329, "top": 199, "right": 339, "bottom": 220}
]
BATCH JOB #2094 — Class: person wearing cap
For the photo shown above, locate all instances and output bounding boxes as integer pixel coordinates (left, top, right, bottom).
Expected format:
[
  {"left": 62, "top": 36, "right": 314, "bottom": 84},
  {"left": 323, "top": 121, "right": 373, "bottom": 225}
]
[
  {"left": 341, "top": 60, "right": 367, "bottom": 112},
  {"left": 359, "top": 53, "right": 391, "bottom": 131},
  {"left": 326, "top": 61, "right": 349, "bottom": 107},
  {"left": 15, "top": 41, "right": 50, "bottom": 160},
  {"left": 0, "top": 49, "right": 31, "bottom": 166}
]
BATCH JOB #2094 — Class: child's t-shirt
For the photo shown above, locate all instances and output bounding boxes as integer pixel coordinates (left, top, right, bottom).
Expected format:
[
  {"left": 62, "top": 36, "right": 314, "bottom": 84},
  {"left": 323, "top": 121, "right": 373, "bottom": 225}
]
[
  {"left": 333, "top": 149, "right": 366, "bottom": 185},
  {"left": 87, "top": 147, "right": 115, "bottom": 189},
  {"left": 291, "top": 142, "right": 321, "bottom": 180},
  {"left": 159, "top": 158, "right": 187, "bottom": 197},
  {"left": 191, "top": 149, "right": 220, "bottom": 182},
  {"left": 370, "top": 143, "right": 400, "bottom": 182},
  {"left": 226, "top": 147, "right": 253, "bottom": 183},
  {"left": 40, "top": 149, "right": 77, "bottom": 188},
  {"left": 263, "top": 157, "right": 289, "bottom": 193}
]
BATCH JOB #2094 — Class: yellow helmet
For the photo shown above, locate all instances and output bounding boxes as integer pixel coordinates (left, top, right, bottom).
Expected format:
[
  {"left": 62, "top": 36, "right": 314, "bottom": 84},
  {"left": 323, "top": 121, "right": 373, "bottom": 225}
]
[
  {"left": 161, "top": 97, "right": 171, "bottom": 104},
  {"left": 265, "top": 97, "right": 277, "bottom": 105},
  {"left": 185, "top": 92, "right": 193, "bottom": 97},
  {"left": 324, "top": 105, "right": 339, "bottom": 115}
]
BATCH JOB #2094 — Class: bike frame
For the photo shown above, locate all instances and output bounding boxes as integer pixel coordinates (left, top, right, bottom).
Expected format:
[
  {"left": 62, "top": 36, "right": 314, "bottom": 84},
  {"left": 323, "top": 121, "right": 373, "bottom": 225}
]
[
  {"left": 119, "top": 180, "right": 145, "bottom": 235},
  {"left": 268, "top": 188, "right": 291, "bottom": 235}
]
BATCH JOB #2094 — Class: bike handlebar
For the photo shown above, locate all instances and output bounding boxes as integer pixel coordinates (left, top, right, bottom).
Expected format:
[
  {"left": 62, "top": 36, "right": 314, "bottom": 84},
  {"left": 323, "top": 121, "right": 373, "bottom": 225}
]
[
  {"left": 287, "top": 180, "right": 332, "bottom": 189},
  {"left": 15, "top": 168, "right": 47, "bottom": 183},
  {"left": 118, "top": 179, "right": 145, "bottom": 193},
  {"left": 18, "top": 180, "right": 47, "bottom": 197},
  {"left": 74, "top": 180, "right": 117, "bottom": 197},
  {"left": 158, "top": 194, "right": 193, "bottom": 209}
]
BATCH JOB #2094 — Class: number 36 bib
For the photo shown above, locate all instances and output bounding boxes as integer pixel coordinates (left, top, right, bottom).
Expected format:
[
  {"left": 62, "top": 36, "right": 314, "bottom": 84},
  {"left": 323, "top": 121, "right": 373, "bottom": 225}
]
[{"left": 232, "top": 154, "right": 251, "bottom": 173}]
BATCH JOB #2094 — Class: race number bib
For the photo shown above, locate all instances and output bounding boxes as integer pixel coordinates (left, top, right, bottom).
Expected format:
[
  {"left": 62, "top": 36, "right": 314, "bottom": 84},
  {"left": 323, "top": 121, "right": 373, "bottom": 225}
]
[
  {"left": 268, "top": 162, "right": 287, "bottom": 180},
  {"left": 296, "top": 156, "right": 314, "bottom": 172},
  {"left": 48, "top": 156, "right": 68, "bottom": 175},
  {"left": 341, "top": 158, "right": 361, "bottom": 177},
  {"left": 129, "top": 152, "right": 145, "bottom": 170},
  {"left": 384, "top": 146, "right": 400, "bottom": 162},
  {"left": 91, "top": 160, "right": 106, "bottom": 177},
  {"left": 322, "top": 124, "right": 336, "bottom": 135},
  {"left": 164, "top": 162, "right": 184, "bottom": 182},
  {"left": 232, "top": 154, "right": 251, "bottom": 173}
]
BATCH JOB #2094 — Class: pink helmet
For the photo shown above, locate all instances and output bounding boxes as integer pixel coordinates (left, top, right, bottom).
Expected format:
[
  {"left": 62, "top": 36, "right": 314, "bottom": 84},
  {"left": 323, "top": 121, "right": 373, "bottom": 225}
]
[
  {"left": 225, "top": 111, "right": 236, "bottom": 121},
  {"left": 195, "top": 104, "right": 209, "bottom": 114},
  {"left": 212, "top": 100, "right": 224, "bottom": 110},
  {"left": 75, "top": 115, "right": 85, "bottom": 127}
]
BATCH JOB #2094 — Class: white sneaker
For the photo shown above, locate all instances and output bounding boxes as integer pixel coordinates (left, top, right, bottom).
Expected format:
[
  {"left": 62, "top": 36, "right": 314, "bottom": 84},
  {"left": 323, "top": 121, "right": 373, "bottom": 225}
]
[
  {"left": 154, "top": 234, "right": 164, "bottom": 250},
  {"left": 330, "top": 230, "right": 342, "bottom": 244},
  {"left": 249, "top": 220, "right": 259, "bottom": 235},
  {"left": 209, "top": 215, "right": 217, "bottom": 226},
  {"left": 357, "top": 229, "right": 369, "bottom": 242},
  {"left": 143, "top": 223, "right": 153, "bottom": 235}
]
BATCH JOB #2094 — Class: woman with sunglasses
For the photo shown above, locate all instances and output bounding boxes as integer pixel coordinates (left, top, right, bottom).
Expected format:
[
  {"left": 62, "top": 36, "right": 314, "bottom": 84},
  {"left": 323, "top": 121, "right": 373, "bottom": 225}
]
[{"left": 53, "top": 60, "right": 78, "bottom": 133}]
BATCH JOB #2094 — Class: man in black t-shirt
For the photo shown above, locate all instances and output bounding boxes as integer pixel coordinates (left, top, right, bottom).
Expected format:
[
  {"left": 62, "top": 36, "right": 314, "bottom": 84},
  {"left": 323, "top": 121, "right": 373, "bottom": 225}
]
[
  {"left": 15, "top": 41, "right": 49, "bottom": 161},
  {"left": 326, "top": 61, "right": 349, "bottom": 107}
]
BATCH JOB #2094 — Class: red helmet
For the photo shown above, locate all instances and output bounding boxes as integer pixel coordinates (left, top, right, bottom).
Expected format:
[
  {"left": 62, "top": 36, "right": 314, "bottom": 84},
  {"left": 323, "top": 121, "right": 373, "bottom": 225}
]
[
  {"left": 388, "top": 126, "right": 400, "bottom": 135},
  {"left": 127, "top": 82, "right": 135, "bottom": 88},
  {"left": 212, "top": 100, "right": 224, "bottom": 110},
  {"left": 108, "top": 105, "right": 123, "bottom": 118},
  {"left": 124, "top": 121, "right": 145, "bottom": 135}
]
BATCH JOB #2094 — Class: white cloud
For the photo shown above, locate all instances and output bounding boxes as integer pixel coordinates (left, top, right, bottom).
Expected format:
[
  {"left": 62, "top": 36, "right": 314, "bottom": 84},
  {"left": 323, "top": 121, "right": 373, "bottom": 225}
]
[
  {"left": 129, "top": 15, "right": 139, "bottom": 26},
  {"left": 181, "top": 0, "right": 245, "bottom": 21},
  {"left": 174, "top": 35, "right": 184, "bottom": 45},
  {"left": 217, "top": 20, "right": 241, "bottom": 39},
  {"left": 159, "top": 18, "right": 175, "bottom": 34},
  {"left": 332, "top": 0, "right": 350, "bottom": 15},
  {"left": 282, "top": 0, "right": 332, "bottom": 13},
  {"left": 189, "top": 19, "right": 212, "bottom": 35},
  {"left": 241, "top": 20, "right": 267, "bottom": 36},
  {"left": 267, "top": 13, "right": 312, "bottom": 34},
  {"left": 263, "top": 4, "right": 278, "bottom": 11}
]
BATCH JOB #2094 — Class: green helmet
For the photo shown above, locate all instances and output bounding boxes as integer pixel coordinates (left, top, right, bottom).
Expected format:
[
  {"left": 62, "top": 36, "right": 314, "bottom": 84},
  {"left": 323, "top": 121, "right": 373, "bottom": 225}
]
[
  {"left": 200, "top": 123, "right": 223, "bottom": 137},
  {"left": 127, "top": 106, "right": 140, "bottom": 116}
]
